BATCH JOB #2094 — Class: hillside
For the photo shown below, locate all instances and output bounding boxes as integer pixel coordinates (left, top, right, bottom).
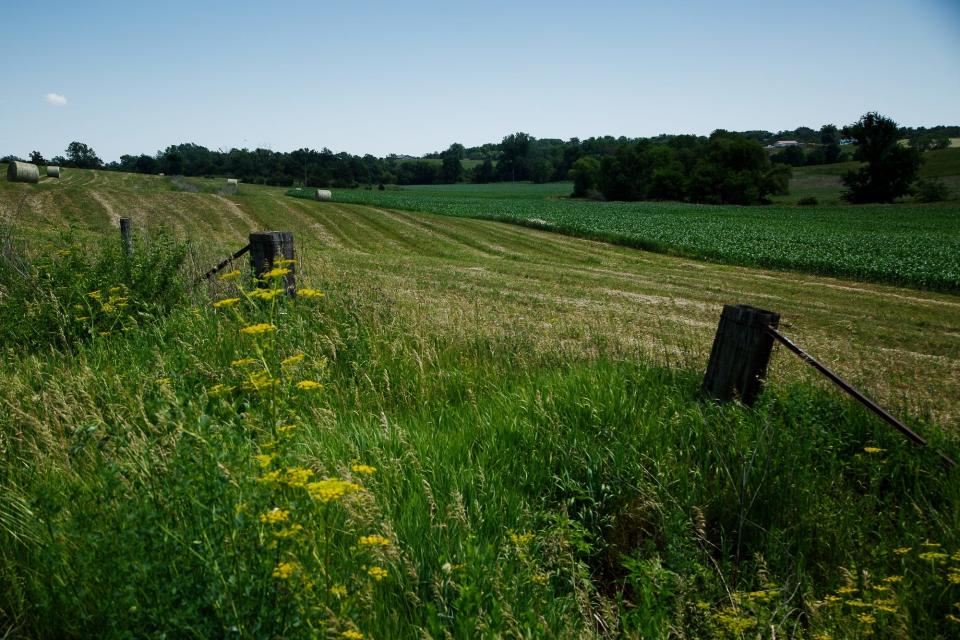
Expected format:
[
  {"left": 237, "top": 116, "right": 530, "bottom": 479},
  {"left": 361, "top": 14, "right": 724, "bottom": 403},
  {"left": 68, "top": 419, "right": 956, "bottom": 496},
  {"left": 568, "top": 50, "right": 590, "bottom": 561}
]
[{"left": 2, "top": 169, "right": 959, "bottom": 638}]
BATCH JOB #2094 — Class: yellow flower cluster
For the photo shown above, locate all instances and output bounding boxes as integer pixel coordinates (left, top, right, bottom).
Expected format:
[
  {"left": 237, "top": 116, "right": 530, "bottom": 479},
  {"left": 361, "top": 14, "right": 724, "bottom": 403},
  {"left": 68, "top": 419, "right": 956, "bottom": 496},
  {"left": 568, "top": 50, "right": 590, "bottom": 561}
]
[
  {"left": 218, "top": 269, "right": 241, "bottom": 281},
  {"left": 259, "top": 508, "right": 290, "bottom": 524},
  {"left": 330, "top": 584, "right": 348, "bottom": 598},
  {"left": 248, "top": 288, "right": 284, "bottom": 301},
  {"left": 272, "top": 561, "right": 299, "bottom": 580},
  {"left": 208, "top": 383, "right": 235, "bottom": 397},
  {"left": 262, "top": 267, "right": 291, "bottom": 279},
  {"left": 306, "top": 478, "right": 361, "bottom": 503},
  {"left": 367, "top": 566, "right": 388, "bottom": 581},
  {"left": 510, "top": 531, "right": 534, "bottom": 546},
  {"left": 298, "top": 288, "right": 324, "bottom": 299},
  {"left": 231, "top": 357, "right": 256, "bottom": 367},
  {"left": 863, "top": 446, "right": 884, "bottom": 454},
  {"left": 281, "top": 353, "right": 305, "bottom": 367},
  {"left": 358, "top": 535, "right": 391, "bottom": 547},
  {"left": 351, "top": 463, "right": 376, "bottom": 475},
  {"left": 240, "top": 323, "right": 277, "bottom": 335},
  {"left": 296, "top": 380, "right": 323, "bottom": 391},
  {"left": 213, "top": 297, "right": 241, "bottom": 308},
  {"left": 341, "top": 631, "right": 363, "bottom": 640}
]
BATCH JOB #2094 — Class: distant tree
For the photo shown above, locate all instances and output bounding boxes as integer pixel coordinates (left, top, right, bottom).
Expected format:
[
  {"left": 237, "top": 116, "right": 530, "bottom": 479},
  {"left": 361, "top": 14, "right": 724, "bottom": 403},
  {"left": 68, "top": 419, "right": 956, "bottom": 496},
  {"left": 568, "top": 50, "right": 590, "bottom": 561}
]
[
  {"left": 819, "top": 124, "right": 842, "bottom": 163},
  {"left": 439, "top": 144, "right": 465, "bottom": 183},
  {"left": 771, "top": 145, "right": 806, "bottom": 166},
  {"left": 1, "top": 154, "right": 25, "bottom": 163},
  {"left": 64, "top": 141, "right": 103, "bottom": 169},
  {"left": 28, "top": 151, "right": 47, "bottom": 166},
  {"left": 568, "top": 157, "right": 600, "bottom": 197},
  {"left": 497, "top": 132, "right": 533, "bottom": 181},
  {"left": 528, "top": 158, "right": 554, "bottom": 184},
  {"left": 841, "top": 112, "right": 922, "bottom": 203},
  {"left": 471, "top": 157, "right": 495, "bottom": 183}
]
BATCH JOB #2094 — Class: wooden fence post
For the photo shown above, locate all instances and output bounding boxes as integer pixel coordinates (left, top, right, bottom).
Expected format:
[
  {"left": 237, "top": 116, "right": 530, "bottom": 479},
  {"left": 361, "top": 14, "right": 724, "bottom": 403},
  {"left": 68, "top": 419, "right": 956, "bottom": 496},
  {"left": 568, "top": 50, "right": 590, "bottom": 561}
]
[
  {"left": 249, "top": 231, "right": 296, "bottom": 295},
  {"left": 119, "top": 218, "right": 133, "bottom": 257},
  {"left": 702, "top": 304, "right": 780, "bottom": 406}
]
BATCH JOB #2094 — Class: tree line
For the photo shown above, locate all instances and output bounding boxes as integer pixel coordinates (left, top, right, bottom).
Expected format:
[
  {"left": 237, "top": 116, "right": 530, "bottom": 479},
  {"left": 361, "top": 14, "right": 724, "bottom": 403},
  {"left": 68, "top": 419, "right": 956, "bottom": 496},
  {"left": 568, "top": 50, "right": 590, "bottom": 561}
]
[{"left": 3, "top": 114, "right": 953, "bottom": 204}]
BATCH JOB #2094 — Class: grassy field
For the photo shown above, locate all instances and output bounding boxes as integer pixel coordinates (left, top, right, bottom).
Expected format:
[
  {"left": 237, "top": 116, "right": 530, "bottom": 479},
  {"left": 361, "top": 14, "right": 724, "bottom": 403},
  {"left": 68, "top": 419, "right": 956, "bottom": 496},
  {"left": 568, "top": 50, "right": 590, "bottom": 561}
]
[
  {"left": 2, "top": 168, "right": 960, "bottom": 638},
  {"left": 291, "top": 178, "right": 960, "bottom": 292}
]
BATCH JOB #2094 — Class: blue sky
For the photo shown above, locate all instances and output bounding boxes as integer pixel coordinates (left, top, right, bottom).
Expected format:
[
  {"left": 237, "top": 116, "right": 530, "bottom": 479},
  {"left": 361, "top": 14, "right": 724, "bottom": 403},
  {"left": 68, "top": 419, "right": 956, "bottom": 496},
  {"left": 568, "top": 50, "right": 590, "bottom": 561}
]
[{"left": 2, "top": 0, "right": 958, "bottom": 161}]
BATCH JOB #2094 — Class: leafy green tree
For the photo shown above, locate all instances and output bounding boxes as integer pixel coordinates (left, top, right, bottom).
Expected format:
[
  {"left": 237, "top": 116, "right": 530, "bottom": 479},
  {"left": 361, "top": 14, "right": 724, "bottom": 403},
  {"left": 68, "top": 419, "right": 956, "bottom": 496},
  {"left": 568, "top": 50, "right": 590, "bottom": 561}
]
[
  {"left": 497, "top": 132, "right": 533, "bottom": 181},
  {"left": 471, "top": 157, "right": 495, "bottom": 184},
  {"left": 841, "top": 112, "right": 922, "bottom": 203},
  {"left": 64, "top": 142, "right": 103, "bottom": 169},
  {"left": 439, "top": 144, "right": 465, "bottom": 183},
  {"left": 28, "top": 151, "right": 47, "bottom": 165},
  {"left": 568, "top": 157, "right": 600, "bottom": 197}
]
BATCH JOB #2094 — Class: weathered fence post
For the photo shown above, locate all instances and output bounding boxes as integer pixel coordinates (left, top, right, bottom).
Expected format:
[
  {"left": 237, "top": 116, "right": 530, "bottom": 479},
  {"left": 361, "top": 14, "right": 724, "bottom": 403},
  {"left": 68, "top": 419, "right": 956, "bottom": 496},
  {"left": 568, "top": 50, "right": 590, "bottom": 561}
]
[
  {"left": 249, "top": 231, "right": 296, "bottom": 295},
  {"left": 119, "top": 218, "right": 133, "bottom": 257},
  {"left": 702, "top": 304, "right": 780, "bottom": 406}
]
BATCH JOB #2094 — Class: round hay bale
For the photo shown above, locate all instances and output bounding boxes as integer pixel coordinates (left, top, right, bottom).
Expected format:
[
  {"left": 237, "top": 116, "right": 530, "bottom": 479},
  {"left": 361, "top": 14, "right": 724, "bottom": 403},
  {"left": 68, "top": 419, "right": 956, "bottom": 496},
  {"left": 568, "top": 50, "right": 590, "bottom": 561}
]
[
  {"left": 314, "top": 189, "right": 332, "bottom": 202},
  {"left": 7, "top": 161, "right": 40, "bottom": 183},
  {"left": 46, "top": 166, "right": 61, "bottom": 178},
  {"left": 227, "top": 178, "right": 238, "bottom": 185}
]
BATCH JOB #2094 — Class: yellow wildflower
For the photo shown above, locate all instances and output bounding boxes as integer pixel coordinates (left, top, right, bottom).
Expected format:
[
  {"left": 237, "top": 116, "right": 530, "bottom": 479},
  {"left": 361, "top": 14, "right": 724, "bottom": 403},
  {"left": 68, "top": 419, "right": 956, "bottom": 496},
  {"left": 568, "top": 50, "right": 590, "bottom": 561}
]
[
  {"left": 341, "top": 631, "right": 363, "bottom": 640},
  {"left": 351, "top": 463, "right": 377, "bottom": 475},
  {"left": 823, "top": 595, "right": 841, "bottom": 604},
  {"left": 367, "top": 566, "right": 388, "bottom": 581},
  {"left": 947, "top": 571, "right": 960, "bottom": 585},
  {"left": 359, "top": 535, "right": 391, "bottom": 547},
  {"left": 255, "top": 453, "right": 275, "bottom": 468},
  {"left": 231, "top": 357, "right": 257, "bottom": 367},
  {"left": 307, "top": 478, "right": 361, "bottom": 503},
  {"left": 883, "top": 575, "right": 903, "bottom": 583},
  {"left": 261, "top": 267, "right": 291, "bottom": 279},
  {"left": 272, "top": 561, "right": 299, "bottom": 580},
  {"left": 248, "top": 288, "right": 284, "bottom": 301},
  {"left": 948, "top": 614, "right": 960, "bottom": 624},
  {"left": 157, "top": 377, "right": 171, "bottom": 386},
  {"left": 836, "top": 586, "right": 858, "bottom": 595},
  {"left": 510, "top": 532, "right": 535, "bottom": 546},
  {"left": 213, "top": 297, "right": 241, "bottom": 308},
  {"left": 208, "top": 383, "right": 235, "bottom": 397},
  {"left": 282, "top": 467, "right": 314, "bottom": 488},
  {"left": 277, "top": 423, "right": 298, "bottom": 435},
  {"left": 88, "top": 290, "right": 102, "bottom": 299},
  {"left": 244, "top": 371, "right": 278, "bottom": 392},
  {"left": 863, "top": 447, "right": 884, "bottom": 454},
  {"left": 953, "top": 551, "right": 960, "bottom": 562},
  {"left": 109, "top": 286, "right": 124, "bottom": 294},
  {"left": 240, "top": 323, "right": 277, "bottom": 335},
  {"left": 893, "top": 547, "right": 911, "bottom": 555},
  {"left": 813, "top": 634, "right": 832, "bottom": 640},
  {"left": 919, "top": 551, "right": 948, "bottom": 562},
  {"left": 259, "top": 508, "right": 290, "bottom": 524},
  {"left": 296, "top": 380, "right": 323, "bottom": 391},
  {"left": 281, "top": 353, "right": 305, "bottom": 367},
  {"left": 922, "top": 541, "right": 942, "bottom": 548},
  {"left": 275, "top": 258, "right": 297, "bottom": 267},
  {"left": 876, "top": 604, "right": 898, "bottom": 613},
  {"left": 330, "top": 584, "right": 348, "bottom": 598},
  {"left": 273, "top": 524, "right": 304, "bottom": 539},
  {"left": 857, "top": 613, "right": 875, "bottom": 625},
  {"left": 298, "top": 288, "right": 325, "bottom": 299},
  {"left": 532, "top": 572, "right": 550, "bottom": 586},
  {"left": 75, "top": 316, "right": 90, "bottom": 322},
  {"left": 218, "top": 270, "right": 241, "bottom": 281},
  {"left": 258, "top": 470, "right": 281, "bottom": 484}
]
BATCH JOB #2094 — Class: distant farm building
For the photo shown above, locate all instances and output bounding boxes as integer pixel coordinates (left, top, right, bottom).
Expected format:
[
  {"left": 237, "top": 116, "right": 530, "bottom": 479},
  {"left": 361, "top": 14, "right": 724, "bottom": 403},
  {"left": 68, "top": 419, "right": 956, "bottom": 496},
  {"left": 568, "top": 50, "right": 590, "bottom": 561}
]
[{"left": 772, "top": 140, "right": 799, "bottom": 148}]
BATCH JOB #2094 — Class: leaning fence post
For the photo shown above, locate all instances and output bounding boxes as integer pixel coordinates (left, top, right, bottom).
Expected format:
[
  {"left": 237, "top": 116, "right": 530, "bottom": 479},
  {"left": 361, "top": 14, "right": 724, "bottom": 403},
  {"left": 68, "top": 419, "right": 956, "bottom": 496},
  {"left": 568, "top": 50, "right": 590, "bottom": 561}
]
[
  {"left": 119, "top": 218, "right": 133, "bottom": 257},
  {"left": 249, "top": 231, "right": 296, "bottom": 295},
  {"left": 702, "top": 304, "right": 780, "bottom": 406}
]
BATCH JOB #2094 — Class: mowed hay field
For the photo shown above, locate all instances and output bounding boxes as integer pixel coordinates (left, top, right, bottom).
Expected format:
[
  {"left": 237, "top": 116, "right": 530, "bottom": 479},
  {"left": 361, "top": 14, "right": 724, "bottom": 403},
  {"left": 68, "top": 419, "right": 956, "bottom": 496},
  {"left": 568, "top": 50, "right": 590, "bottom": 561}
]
[
  {"left": 4, "top": 167, "right": 960, "bottom": 425},
  {"left": 2, "top": 168, "right": 960, "bottom": 638}
]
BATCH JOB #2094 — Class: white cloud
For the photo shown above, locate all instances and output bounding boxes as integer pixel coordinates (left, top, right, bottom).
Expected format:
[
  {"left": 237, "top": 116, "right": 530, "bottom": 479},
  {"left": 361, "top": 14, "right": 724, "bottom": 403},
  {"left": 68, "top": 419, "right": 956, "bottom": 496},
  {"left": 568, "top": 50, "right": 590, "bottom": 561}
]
[{"left": 45, "top": 93, "right": 67, "bottom": 106}]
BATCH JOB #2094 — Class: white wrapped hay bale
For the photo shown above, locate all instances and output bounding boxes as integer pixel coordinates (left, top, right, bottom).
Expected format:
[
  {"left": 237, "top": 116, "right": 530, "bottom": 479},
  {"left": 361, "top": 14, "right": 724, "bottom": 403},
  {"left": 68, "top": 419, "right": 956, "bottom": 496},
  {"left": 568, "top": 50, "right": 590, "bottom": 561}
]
[
  {"left": 47, "top": 166, "right": 61, "bottom": 178},
  {"left": 6, "top": 161, "right": 40, "bottom": 183},
  {"left": 314, "top": 189, "right": 332, "bottom": 201},
  {"left": 227, "top": 178, "right": 238, "bottom": 185}
]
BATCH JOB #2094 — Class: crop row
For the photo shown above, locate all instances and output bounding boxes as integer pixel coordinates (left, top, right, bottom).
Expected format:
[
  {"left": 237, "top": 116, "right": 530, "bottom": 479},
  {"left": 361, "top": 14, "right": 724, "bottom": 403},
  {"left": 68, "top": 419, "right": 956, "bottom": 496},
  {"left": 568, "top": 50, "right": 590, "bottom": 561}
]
[{"left": 288, "top": 185, "right": 960, "bottom": 293}]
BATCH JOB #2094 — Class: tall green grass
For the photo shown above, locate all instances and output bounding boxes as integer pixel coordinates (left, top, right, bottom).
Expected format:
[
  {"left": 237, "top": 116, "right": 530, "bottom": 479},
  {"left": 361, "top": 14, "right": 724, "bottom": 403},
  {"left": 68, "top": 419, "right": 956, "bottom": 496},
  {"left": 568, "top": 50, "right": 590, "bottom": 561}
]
[{"left": 1, "top": 240, "right": 959, "bottom": 638}]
